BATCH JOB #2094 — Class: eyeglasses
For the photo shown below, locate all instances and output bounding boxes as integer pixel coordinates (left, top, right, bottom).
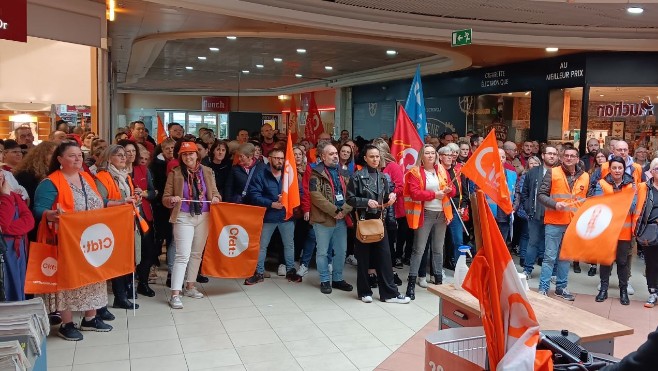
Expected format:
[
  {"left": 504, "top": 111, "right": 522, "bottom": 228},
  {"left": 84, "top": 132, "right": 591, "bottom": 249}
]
[
  {"left": 269, "top": 156, "right": 285, "bottom": 161},
  {"left": 112, "top": 153, "right": 127, "bottom": 158},
  {"left": 563, "top": 154, "right": 578, "bottom": 158}
]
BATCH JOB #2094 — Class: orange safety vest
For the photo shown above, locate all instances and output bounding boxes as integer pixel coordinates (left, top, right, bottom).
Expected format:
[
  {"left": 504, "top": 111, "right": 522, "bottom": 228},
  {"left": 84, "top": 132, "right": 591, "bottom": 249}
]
[
  {"left": 600, "top": 162, "right": 643, "bottom": 185},
  {"left": 94, "top": 171, "right": 135, "bottom": 200},
  {"left": 47, "top": 170, "right": 102, "bottom": 212},
  {"left": 403, "top": 165, "right": 453, "bottom": 229},
  {"left": 544, "top": 167, "right": 590, "bottom": 225},
  {"left": 598, "top": 179, "right": 634, "bottom": 241}
]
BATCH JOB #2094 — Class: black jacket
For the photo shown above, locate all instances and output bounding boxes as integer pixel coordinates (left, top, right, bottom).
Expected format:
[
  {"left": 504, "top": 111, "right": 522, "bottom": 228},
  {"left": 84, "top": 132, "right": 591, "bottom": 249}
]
[
  {"left": 520, "top": 166, "right": 547, "bottom": 222},
  {"left": 202, "top": 158, "right": 231, "bottom": 199},
  {"left": 346, "top": 167, "right": 396, "bottom": 228},
  {"left": 224, "top": 161, "right": 265, "bottom": 203}
]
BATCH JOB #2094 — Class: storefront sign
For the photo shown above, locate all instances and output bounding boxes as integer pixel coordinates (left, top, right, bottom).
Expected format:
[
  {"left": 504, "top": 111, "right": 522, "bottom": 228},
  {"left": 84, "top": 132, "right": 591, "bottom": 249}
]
[
  {"left": 481, "top": 70, "right": 509, "bottom": 88},
  {"left": 486, "top": 123, "right": 508, "bottom": 141},
  {"left": 597, "top": 97, "right": 654, "bottom": 117},
  {"left": 546, "top": 61, "right": 584, "bottom": 81},
  {"left": 202, "top": 96, "right": 230, "bottom": 112},
  {"left": 0, "top": 0, "right": 27, "bottom": 42}
]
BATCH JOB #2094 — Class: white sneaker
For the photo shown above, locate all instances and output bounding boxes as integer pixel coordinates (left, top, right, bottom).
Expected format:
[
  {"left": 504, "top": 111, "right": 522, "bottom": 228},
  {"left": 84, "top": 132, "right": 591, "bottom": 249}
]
[
  {"left": 418, "top": 277, "right": 428, "bottom": 288},
  {"left": 346, "top": 255, "right": 358, "bottom": 266},
  {"left": 298, "top": 264, "right": 309, "bottom": 277},
  {"left": 361, "top": 295, "right": 373, "bottom": 303},
  {"left": 183, "top": 287, "right": 204, "bottom": 299},
  {"left": 550, "top": 276, "right": 557, "bottom": 284},
  {"left": 328, "top": 263, "right": 333, "bottom": 275},
  {"left": 277, "top": 264, "right": 286, "bottom": 276},
  {"left": 627, "top": 282, "right": 635, "bottom": 295},
  {"left": 169, "top": 295, "right": 183, "bottom": 309},
  {"left": 385, "top": 294, "right": 411, "bottom": 304}
]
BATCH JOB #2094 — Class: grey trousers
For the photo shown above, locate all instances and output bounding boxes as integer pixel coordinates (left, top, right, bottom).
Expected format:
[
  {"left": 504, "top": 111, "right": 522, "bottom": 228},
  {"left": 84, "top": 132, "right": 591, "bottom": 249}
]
[
  {"left": 600, "top": 240, "right": 631, "bottom": 290},
  {"left": 409, "top": 209, "right": 448, "bottom": 278}
]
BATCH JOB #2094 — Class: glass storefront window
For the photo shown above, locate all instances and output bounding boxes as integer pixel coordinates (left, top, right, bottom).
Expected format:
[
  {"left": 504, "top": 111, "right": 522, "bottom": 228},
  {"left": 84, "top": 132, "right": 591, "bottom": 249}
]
[
  {"left": 157, "top": 111, "right": 231, "bottom": 139},
  {"left": 547, "top": 87, "right": 584, "bottom": 148},
  {"left": 470, "top": 92, "right": 531, "bottom": 143}
]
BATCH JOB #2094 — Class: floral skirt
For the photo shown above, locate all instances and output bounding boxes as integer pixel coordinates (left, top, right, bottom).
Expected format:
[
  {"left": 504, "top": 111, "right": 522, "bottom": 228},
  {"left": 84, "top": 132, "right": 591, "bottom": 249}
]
[{"left": 41, "top": 281, "right": 108, "bottom": 312}]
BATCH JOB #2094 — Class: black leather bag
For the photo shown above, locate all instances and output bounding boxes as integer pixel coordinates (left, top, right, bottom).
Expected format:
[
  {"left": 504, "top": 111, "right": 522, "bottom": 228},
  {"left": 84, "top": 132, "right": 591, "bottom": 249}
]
[{"left": 637, "top": 223, "right": 658, "bottom": 247}]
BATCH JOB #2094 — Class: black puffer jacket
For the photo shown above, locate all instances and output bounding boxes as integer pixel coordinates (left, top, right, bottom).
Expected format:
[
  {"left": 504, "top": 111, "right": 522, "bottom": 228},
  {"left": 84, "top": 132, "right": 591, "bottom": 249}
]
[{"left": 346, "top": 166, "right": 396, "bottom": 228}]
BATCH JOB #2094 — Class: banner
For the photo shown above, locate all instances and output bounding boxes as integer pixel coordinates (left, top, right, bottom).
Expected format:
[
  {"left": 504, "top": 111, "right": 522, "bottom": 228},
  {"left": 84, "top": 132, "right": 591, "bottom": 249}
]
[
  {"left": 404, "top": 65, "right": 428, "bottom": 140},
  {"left": 461, "top": 129, "right": 513, "bottom": 214},
  {"left": 288, "top": 95, "right": 299, "bottom": 144},
  {"left": 201, "top": 203, "right": 266, "bottom": 278},
  {"left": 391, "top": 105, "right": 424, "bottom": 172},
  {"left": 0, "top": 0, "right": 27, "bottom": 43},
  {"left": 304, "top": 92, "right": 323, "bottom": 144},
  {"left": 560, "top": 188, "right": 635, "bottom": 265},
  {"left": 281, "top": 133, "right": 300, "bottom": 220},
  {"left": 57, "top": 205, "right": 136, "bottom": 290}
]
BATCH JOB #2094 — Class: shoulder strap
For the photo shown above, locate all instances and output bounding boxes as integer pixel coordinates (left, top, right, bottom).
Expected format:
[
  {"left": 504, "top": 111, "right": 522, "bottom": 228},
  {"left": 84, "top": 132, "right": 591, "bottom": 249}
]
[{"left": 242, "top": 167, "right": 256, "bottom": 197}]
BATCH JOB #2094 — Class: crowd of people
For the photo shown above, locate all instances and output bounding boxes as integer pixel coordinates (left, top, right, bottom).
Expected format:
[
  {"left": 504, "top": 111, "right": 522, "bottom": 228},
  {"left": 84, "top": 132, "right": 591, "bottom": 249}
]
[{"left": 1, "top": 121, "right": 657, "bottom": 343}]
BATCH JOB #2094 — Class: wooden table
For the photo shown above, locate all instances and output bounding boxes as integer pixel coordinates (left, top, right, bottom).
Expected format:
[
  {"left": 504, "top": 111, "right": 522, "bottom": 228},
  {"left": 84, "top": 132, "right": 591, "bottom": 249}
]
[{"left": 428, "top": 284, "right": 634, "bottom": 355}]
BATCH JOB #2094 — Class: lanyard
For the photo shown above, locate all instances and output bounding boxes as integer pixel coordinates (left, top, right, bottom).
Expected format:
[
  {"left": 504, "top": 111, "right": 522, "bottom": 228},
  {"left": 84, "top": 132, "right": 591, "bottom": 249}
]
[{"left": 324, "top": 168, "right": 345, "bottom": 195}]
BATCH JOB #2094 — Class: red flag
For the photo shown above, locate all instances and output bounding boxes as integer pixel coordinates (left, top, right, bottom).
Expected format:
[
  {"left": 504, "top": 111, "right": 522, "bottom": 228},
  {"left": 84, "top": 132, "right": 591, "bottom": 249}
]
[
  {"left": 304, "top": 92, "right": 323, "bottom": 144},
  {"left": 201, "top": 203, "right": 266, "bottom": 278},
  {"left": 390, "top": 105, "right": 424, "bottom": 172},
  {"left": 288, "top": 96, "right": 299, "bottom": 144},
  {"left": 157, "top": 114, "right": 167, "bottom": 143},
  {"left": 281, "top": 133, "right": 300, "bottom": 220},
  {"left": 462, "top": 191, "right": 552, "bottom": 370},
  {"left": 461, "top": 129, "right": 513, "bottom": 214},
  {"left": 560, "top": 187, "right": 635, "bottom": 265}
]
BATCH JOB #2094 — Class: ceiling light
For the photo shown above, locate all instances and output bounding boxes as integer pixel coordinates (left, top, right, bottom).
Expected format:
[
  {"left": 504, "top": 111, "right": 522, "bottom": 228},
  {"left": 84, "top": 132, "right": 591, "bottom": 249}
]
[
  {"left": 185, "top": 66, "right": 193, "bottom": 70},
  {"left": 386, "top": 50, "right": 397, "bottom": 56},
  {"left": 295, "top": 74, "right": 302, "bottom": 78},
  {"left": 242, "top": 70, "right": 250, "bottom": 74},
  {"left": 209, "top": 47, "right": 219, "bottom": 52},
  {"left": 600, "top": 94, "right": 605, "bottom": 97},
  {"left": 296, "top": 48, "right": 306, "bottom": 54},
  {"left": 273, "top": 57, "right": 283, "bottom": 62},
  {"left": 545, "top": 47, "right": 559, "bottom": 52},
  {"left": 226, "top": 36, "right": 237, "bottom": 40},
  {"left": 108, "top": 0, "right": 116, "bottom": 21},
  {"left": 507, "top": 93, "right": 513, "bottom": 95},
  {"left": 256, "top": 64, "right": 264, "bottom": 68},
  {"left": 197, "top": 56, "right": 207, "bottom": 60},
  {"left": 627, "top": 6, "right": 644, "bottom": 14},
  {"left": 278, "top": 95, "right": 290, "bottom": 101},
  {"left": 325, "top": 66, "right": 333, "bottom": 71},
  {"left": 524, "top": 91, "right": 530, "bottom": 96}
]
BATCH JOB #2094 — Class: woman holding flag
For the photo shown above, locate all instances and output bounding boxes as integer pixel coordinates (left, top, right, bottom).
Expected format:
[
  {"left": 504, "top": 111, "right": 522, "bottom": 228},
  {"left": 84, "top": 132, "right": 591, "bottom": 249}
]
[
  {"left": 94, "top": 144, "right": 143, "bottom": 310},
  {"left": 591, "top": 156, "right": 636, "bottom": 305}
]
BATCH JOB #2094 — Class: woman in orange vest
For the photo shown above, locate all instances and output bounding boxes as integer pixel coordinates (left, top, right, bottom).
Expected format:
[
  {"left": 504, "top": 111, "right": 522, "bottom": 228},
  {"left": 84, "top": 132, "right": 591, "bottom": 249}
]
[
  {"left": 591, "top": 156, "right": 636, "bottom": 305},
  {"left": 403, "top": 144, "right": 455, "bottom": 300},
  {"left": 33, "top": 142, "right": 127, "bottom": 341},
  {"left": 95, "top": 144, "right": 142, "bottom": 310}
]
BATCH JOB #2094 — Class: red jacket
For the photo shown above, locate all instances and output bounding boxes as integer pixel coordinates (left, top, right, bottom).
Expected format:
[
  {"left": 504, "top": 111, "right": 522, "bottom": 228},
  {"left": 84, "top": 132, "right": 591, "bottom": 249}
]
[
  {"left": 301, "top": 163, "right": 313, "bottom": 213},
  {"left": 406, "top": 165, "right": 456, "bottom": 228},
  {"left": 0, "top": 192, "right": 34, "bottom": 257},
  {"left": 383, "top": 161, "right": 405, "bottom": 218}
]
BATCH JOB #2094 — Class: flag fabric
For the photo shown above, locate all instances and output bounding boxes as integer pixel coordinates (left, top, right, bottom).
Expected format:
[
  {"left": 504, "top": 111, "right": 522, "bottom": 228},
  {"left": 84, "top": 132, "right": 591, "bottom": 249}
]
[
  {"left": 201, "top": 203, "right": 266, "bottom": 278},
  {"left": 56, "top": 205, "right": 136, "bottom": 290},
  {"left": 304, "top": 92, "right": 323, "bottom": 144},
  {"left": 288, "top": 95, "right": 299, "bottom": 144},
  {"left": 461, "top": 129, "right": 513, "bottom": 215},
  {"left": 404, "top": 65, "right": 428, "bottom": 140},
  {"left": 462, "top": 191, "right": 552, "bottom": 371},
  {"left": 157, "top": 114, "right": 167, "bottom": 143},
  {"left": 390, "top": 105, "right": 424, "bottom": 172},
  {"left": 560, "top": 188, "right": 635, "bottom": 265},
  {"left": 281, "top": 133, "right": 301, "bottom": 220}
]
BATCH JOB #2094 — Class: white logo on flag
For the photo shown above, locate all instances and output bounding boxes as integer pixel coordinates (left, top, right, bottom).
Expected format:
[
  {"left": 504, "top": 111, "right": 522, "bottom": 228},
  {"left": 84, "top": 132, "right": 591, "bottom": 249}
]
[
  {"left": 79, "top": 223, "right": 115, "bottom": 267},
  {"left": 399, "top": 148, "right": 418, "bottom": 171},
  {"left": 218, "top": 225, "right": 249, "bottom": 257},
  {"left": 575, "top": 205, "right": 612, "bottom": 239},
  {"left": 283, "top": 162, "right": 294, "bottom": 192},
  {"left": 474, "top": 147, "right": 500, "bottom": 187}
]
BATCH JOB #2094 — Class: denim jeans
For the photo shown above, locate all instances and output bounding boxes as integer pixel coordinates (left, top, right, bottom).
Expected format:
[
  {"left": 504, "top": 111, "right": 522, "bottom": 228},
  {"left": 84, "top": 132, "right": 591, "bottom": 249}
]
[
  {"left": 410, "top": 210, "right": 448, "bottom": 278},
  {"left": 524, "top": 218, "right": 545, "bottom": 274},
  {"left": 538, "top": 224, "right": 570, "bottom": 292},
  {"left": 257, "top": 221, "right": 295, "bottom": 274},
  {"left": 517, "top": 218, "right": 529, "bottom": 262},
  {"left": 314, "top": 220, "right": 347, "bottom": 283},
  {"left": 497, "top": 221, "right": 511, "bottom": 243},
  {"left": 448, "top": 213, "right": 465, "bottom": 263}
]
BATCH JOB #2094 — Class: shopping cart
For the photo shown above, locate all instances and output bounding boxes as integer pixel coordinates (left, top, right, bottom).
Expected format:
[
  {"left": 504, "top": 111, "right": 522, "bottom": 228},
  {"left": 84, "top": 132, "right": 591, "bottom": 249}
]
[{"left": 425, "top": 327, "right": 489, "bottom": 371}]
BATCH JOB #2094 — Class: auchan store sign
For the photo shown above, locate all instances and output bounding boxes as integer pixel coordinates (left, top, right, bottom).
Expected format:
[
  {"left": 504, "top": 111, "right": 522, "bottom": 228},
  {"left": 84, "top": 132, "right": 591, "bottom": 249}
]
[
  {"left": 0, "top": 0, "right": 27, "bottom": 42},
  {"left": 597, "top": 97, "right": 654, "bottom": 118}
]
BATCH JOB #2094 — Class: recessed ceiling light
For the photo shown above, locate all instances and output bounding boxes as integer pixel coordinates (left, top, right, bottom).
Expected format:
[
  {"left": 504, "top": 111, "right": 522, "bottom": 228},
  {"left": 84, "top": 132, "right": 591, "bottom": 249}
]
[
  {"left": 256, "top": 64, "right": 264, "bottom": 68},
  {"left": 325, "top": 66, "right": 333, "bottom": 71},
  {"left": 545, "top": 47, "right": 559, "bottom": 52},
  {"left": 386, "top": 50, "right": 397, "bottom": 56},
  {"left": 507, "top": 92, "right": 513, "bottom": 95},
  {"left": 600, "top": 94, "right": 605, "bottom": 97},
  {"left": 209, "top": 47, "right": 219, "bottom": 52},
  {"left": 296, "top": 48, "right": 306, "bottom": 54},
  {"left": 185, "top": 66, "right": 193, "bottom": 70},
  {"left": 295, "top": 73, "right": 302, "bottom": 78},
  {"left": 226, "top": 36, "right": 237, "bottom": 40},
  {"left": 627, "top": 6, "right": 644, "bottom": 14},
  {"left": 273, "top": 57, "right": 283, "bottom": 62},
  {"left": 197, "top": 56, "right": 207, "bottom": 60},
  {"left": 242, "top": 70, "right": 250, "bottom": 74}
]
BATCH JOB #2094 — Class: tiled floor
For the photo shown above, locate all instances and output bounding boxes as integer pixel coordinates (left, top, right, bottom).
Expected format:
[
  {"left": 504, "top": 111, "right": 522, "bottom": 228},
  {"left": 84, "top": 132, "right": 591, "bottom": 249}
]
[{"left": 46, "top": 254, "right": 655, "bottom": 371}]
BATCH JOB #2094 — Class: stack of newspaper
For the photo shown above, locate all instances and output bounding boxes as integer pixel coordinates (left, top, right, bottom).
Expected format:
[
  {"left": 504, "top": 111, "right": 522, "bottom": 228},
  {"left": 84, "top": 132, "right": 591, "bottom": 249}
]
[{"left": 0, "top": 298, "right": 50, "bottom": 371}]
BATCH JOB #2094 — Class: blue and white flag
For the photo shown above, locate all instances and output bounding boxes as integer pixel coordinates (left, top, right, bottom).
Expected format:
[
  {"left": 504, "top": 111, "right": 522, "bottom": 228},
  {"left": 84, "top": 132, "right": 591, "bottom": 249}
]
[{"left": 404, "top": 66, "right": 427, "bottom": 140}]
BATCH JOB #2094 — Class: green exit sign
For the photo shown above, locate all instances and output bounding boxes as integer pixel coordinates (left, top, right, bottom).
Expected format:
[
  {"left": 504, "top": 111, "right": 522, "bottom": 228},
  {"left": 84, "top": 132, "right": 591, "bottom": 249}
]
[{"left": 452, "top": 28, "right": 473, "bottom": 47}]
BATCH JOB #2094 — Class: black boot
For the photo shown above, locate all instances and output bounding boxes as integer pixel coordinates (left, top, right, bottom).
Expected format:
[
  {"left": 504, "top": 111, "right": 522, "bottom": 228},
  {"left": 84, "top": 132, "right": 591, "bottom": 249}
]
[
  {"left": 620, "top": 286, "right": 630, "bottom": 305},
  {"left": 595, "top": 288, "right": 608, "bottom": 302},
  {"left": 434, "top": 274, "right": 443, "bottom": 285},
  {"left": 113, "top": 297, "right": 139, "bottom": 310},
  {"left": 137, "top": 282, "right": 156, "bottom": 297},
  {"left": 573, "top": 262, "right": 581, "bottom": 273},
  {"left": 406, "top": 276, "right": 416, "bottom": 300}
]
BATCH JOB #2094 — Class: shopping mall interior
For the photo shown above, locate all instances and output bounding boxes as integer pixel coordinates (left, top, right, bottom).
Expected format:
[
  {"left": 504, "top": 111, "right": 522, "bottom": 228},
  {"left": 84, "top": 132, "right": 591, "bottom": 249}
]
[{"left": 0, "top": 0, "right": 657, "bottom": 370}]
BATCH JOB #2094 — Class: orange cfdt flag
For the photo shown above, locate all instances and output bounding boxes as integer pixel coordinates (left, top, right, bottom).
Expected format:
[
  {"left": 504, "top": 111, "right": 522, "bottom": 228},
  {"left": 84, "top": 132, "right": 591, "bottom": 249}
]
[
  {"left": 157, "top": 114, "right": 167, "bottom": 143},
  {"left": 462, "top": 191, "right": 552, "bottom": 371},
  {"left": 57, "top": 205, "right": 136, "bottom": 290},
  {"left": 288, "top": 95, "right": 299, "bottom": 144},
  {"left": 282, "top": 133, "right": 300, "bottom": 220},
  {"left": 390, "top": 105, "right": 424, "bottom": 173},
  {"left": 201, "top": 203, "right": 266, "bottom": 278},
  {"left": 560, "top": 187, "right": 635, "bottom": 265},
  {"left": 461, "top": 129, "right": 513, "bottom": 214}
]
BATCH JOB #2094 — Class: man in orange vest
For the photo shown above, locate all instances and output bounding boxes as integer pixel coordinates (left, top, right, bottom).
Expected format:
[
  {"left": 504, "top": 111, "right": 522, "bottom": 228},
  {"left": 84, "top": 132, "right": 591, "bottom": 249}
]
[{"left": 537, "top": 147, "right": 589, "bottom": 301}]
